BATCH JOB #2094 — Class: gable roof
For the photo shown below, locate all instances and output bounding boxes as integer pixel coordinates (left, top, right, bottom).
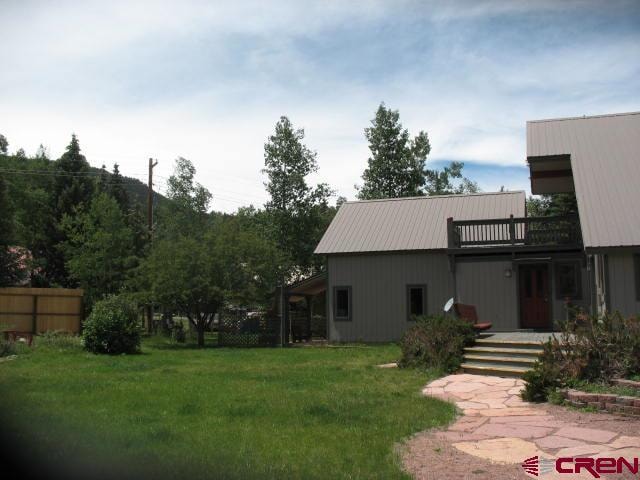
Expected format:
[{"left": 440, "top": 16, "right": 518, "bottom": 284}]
[
  {"left": 315, "top": 191, "right": 526, "bottom": 254},
  {"left": 527, "top": 112, "right": 640, "bottom": 250}
]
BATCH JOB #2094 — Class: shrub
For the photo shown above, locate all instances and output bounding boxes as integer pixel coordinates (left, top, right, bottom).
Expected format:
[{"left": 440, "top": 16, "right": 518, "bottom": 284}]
[
  {"left": 521, "top": 341, "right": 562, "bottom": 402},
  {"left": 522, "top": 312, "right": 640, "bottom": 402},
  {"left": 399, "top": 314, "right": 475, "bottom": 372},
  {"left": 83, "top": 295, "right": 141, "bottom": 354}
]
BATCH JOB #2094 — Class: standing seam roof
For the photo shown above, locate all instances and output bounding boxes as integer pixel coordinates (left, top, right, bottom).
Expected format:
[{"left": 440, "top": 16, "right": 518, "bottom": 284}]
[
  {"left": 527, "top": 112, "right": 640, "bottom": 249},
  {"left": 314, "top": 191, "right": 526, "bottom": 254}
]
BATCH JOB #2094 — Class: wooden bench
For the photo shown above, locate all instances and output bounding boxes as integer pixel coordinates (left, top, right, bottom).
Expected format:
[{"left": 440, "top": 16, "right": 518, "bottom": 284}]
[{"left": 452, "top": 304, "right": 492, "bottom": 332}]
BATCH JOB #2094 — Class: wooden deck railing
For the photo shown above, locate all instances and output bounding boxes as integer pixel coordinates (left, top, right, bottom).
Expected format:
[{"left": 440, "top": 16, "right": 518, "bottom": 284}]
[{"left": 447, "top": 215, "right": 582, "bottom": 249}]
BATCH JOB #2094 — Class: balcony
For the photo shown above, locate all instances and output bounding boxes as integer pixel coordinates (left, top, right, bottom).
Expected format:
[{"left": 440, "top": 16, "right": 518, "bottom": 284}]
[{"left": 447, "top": 215, "right": 582, "bottom": 253}]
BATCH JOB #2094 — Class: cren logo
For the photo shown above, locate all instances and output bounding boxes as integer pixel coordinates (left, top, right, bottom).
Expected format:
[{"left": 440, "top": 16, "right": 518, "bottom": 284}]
[
  {"left": 522, "top": 455, "right": 640, "bottom": 478},
  {"left": 521, "top": 456, "right": 554, "bottom": 476}
]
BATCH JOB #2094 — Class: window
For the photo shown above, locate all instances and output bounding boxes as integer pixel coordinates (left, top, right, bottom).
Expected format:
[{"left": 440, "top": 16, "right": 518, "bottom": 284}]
[
  {"left": 334, "top": 286, "right": 352, "bottom": 321},
  {"left": 406, "top": 285, "right": 427, "bottom": 320},
  {"left": 555, "top": 261, "right": 582, "bottom": 300},
  {"left": 635, "top": 254, "right": 640, "bottom": 301}
]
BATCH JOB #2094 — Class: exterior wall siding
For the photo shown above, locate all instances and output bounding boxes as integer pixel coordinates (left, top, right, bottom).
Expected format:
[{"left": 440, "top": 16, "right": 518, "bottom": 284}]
[
  {"left": 455, "top": 259, "right": 518, "bottom": 331},
  {"left": 326, "top": 251, "right": 592, "bottom": 342},
  {"left": 327, "top": 253, "right": 453, "bottom": 342},
  {"left": 607, "top": 251, "right": 640, "bottom": 316}
]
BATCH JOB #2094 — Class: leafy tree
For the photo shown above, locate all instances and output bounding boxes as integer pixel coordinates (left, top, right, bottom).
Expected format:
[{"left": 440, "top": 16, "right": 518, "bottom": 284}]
[
  {"left": 157, "top": 157, "right": 212, "bottom": 238},
  {"left": 527, "top": 193, "right": 578, "bottom": 217},
  {"left": 263, "top": 116, "right": 332, "bottom": 278},
  {"left": 142, "top": 219, "right": 279, "bottom": 347},
  {"left": 357, "top": 103, "right": 431, "bottom": 199},
  {"left": 357, "top": 103, "right": 477, "bottom": 199},
  {"left": 60, "top": 193, "right": 137, "bottom": 308},
  {"left": 425, "top": 161, "right": 479, "bottom": 195},
  {"left": 0, "top": 134, "right": 8, "bottom": 154},
  {"left": 0, "top": 175, "right": 22, "bottom": 286}
]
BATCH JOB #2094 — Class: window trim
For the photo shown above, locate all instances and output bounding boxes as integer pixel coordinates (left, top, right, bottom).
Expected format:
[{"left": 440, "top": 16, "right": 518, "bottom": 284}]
[
  {"left": 333, "top": 286, "right": 352, "bottom": 322},
  {"left": 406, "top": 284, "right": 427, "bottom": 321},
  {"left": 634, "top": 254, "right": 640, "bottom": 301},
  {"left": 554, "top": 261, "right": 582, "bottom": 300}
]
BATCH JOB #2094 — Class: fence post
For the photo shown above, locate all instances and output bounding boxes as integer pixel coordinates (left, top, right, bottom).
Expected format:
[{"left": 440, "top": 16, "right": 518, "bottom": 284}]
[
  {"left": 447, "top": 217, "right": 455, "bottom": 249},
  {"left": 509, "top": 214, "right": 516, "bottom": 245},
  {"left": 31, "top": 294, "right": 38, "bottom": 334}
]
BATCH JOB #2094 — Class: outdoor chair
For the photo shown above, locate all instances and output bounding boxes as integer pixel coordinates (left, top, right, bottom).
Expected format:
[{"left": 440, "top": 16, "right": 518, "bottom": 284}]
[{"left": 452, "top": 303, "right": 492, "bottom": 332}]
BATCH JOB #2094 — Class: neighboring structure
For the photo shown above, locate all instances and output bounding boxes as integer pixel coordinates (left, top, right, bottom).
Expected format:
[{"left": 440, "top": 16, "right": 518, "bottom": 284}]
[{"left": 311, "top": 111, "right": 640, "bottom": 342}]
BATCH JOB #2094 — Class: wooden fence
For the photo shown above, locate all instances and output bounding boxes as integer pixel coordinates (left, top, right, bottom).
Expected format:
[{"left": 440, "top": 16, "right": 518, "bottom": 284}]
[{"left": 0, "top": 287, "right": 84, "bottom": 334}]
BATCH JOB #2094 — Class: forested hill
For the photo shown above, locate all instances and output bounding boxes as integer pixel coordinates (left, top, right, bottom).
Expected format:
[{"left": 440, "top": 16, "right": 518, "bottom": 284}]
[{"left": 0, "top": 154, "right": 170, "bottom": 209}]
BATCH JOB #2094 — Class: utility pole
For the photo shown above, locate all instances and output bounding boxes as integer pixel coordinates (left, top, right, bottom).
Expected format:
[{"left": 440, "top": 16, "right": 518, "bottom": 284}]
[{"left": 146, "top": 157, "right": 158, "bottom": 334}]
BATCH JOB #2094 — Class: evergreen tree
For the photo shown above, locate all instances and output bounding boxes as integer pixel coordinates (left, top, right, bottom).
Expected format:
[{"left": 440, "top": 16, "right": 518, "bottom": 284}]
[
  {"left": 110, "top": 163, "right": 129, "bottom": 213},
  {"left": 60, "top": 193, "right": 137, "bottom": 308},
  {"left": 97, "top": 164, "right": 109, "bottom": 194},
  {"left": 43, "top": 134, "right": 94, "bottom": 286},
  {"left": 54, "top": 134, "right": 93, "bottom": 215}
]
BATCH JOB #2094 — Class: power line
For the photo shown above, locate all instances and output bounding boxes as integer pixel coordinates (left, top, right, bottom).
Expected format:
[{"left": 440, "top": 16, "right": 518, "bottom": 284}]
[{"left": 0, "top": 168, "right": 147, "bottom": 185}]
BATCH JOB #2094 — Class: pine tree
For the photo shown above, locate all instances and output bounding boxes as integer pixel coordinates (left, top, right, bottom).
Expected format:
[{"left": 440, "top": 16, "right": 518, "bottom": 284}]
[
  {"left": 97, "top": 164, "right": 109, "bottom": 194},
  {"left": 54, "top": 134, "right": 93, "bottom": 215},
  {"left": 44, "top": 134, "right": 94, "bottom": 286},
  {"left": 110, "top": 163, "right": 129, "bottom": 213}
]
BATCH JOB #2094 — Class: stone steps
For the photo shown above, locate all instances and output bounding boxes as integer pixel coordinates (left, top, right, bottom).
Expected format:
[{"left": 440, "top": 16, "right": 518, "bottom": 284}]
[{"left": 462, "top": 338, "right": 544, "bottom": 377}]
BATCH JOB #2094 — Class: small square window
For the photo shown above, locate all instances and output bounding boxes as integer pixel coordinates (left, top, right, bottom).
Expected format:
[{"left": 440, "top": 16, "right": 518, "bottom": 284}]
[
  {"left": 555, "top": 261, "right": 581, "bottom": 300},
  {"left": 334, "top": 286, "right": 351, "bottom": 321},
  {"left": 407, "top": 285, "right": 427, "bottom": 321}
]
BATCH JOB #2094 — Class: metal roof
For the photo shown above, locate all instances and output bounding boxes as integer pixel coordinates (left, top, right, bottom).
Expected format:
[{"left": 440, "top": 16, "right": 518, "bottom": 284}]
[
  {"left": 527, "top": 112, "right": 640, "bottom": 250},
  {"left": 315, "top": 191, "right": 526, "bottom": 254}
]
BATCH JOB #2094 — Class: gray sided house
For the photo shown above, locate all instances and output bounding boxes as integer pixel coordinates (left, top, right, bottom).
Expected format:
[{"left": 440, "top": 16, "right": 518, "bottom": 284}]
[{"left": 311, "top": 111, "right": 640, "bottom": 343}]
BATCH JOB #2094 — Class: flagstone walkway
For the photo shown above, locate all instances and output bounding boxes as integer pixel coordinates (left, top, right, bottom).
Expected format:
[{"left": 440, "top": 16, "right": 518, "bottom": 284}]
[{"left": 403, "top": 374, "right": 640, "bottom": 479}]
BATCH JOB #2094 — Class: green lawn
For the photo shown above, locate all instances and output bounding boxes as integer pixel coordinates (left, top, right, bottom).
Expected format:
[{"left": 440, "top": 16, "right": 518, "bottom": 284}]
[{"left": 0, "top": 337, "right": 453, "bottom": 480}]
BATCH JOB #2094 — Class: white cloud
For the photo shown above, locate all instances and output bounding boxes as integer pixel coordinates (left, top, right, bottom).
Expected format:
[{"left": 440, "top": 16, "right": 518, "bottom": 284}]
[{"left": 1, "top": 0, "right": 639, "bottom": 211}]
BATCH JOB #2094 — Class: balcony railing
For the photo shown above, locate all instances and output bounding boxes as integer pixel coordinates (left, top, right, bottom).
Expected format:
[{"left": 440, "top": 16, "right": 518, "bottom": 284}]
[{"left": 447, "top": 215, "right": 582, "bottom": 250}]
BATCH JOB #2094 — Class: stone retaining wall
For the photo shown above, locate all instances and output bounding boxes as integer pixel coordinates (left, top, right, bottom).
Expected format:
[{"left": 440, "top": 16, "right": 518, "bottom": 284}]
[{"left": 562, "top": 388, "right": 640, "bottom": 417}]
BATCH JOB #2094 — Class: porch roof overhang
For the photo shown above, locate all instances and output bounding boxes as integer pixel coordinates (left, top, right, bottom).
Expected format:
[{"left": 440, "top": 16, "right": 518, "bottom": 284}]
[
  {"left": 286, "top": 273, "right": 327, "bottom": 302},
  {"left": 527, "top": 154, "right": 575, "bottom": 195}
]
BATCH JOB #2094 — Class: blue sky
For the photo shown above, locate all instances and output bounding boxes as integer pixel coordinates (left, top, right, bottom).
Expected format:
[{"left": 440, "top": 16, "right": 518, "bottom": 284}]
[{"left": 1, "top": 0, "right": 639, "bottom": 211}]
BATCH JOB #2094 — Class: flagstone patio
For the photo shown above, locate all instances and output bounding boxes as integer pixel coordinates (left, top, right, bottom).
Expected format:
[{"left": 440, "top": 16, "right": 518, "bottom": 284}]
[{"left": 403, "top": 373, "right": 640, "bottom": 479}]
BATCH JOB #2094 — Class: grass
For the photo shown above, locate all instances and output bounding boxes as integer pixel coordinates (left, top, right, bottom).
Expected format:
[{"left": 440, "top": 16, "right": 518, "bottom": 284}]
[
  {"left": 566, "top": 379, "right": 640, "bottom": 398},
  {"left": 0, "top": 336, "right": 453, "bottom": 480}
]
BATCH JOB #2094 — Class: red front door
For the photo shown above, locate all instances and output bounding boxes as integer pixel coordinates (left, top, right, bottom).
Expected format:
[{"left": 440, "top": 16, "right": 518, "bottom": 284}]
[{"left": 519, "top": 264, "right": 550, "bottom": 329}]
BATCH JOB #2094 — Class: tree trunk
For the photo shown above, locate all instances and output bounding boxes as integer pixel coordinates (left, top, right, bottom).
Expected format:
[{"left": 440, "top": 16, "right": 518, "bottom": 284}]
[{"left": 197, "top": 325, "right": 205, "bottom": 347}]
